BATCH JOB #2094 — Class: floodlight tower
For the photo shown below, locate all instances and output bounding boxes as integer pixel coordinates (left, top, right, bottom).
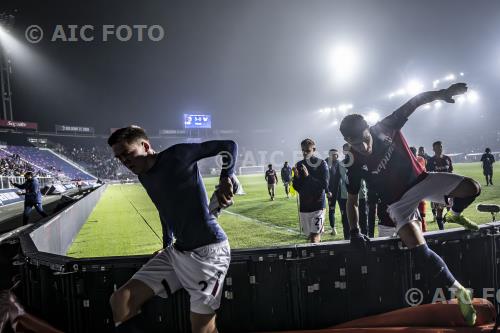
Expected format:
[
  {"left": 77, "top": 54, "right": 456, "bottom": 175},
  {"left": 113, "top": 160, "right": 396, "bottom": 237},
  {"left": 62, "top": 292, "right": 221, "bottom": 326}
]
[{"left": 0, "top": 12, "right": 15, "bottom": 121}]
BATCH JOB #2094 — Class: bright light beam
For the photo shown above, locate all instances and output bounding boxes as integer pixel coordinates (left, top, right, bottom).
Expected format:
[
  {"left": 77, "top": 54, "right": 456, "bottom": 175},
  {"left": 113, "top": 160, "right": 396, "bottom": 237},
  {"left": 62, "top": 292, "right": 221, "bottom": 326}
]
[
  {"left": 467, "top": 90, "right": 479, "bottom": 103},
  {"left": 406, "top": 80, "right": 424, "bottom": 95},
  {"left": 365, "top": 111, "right": 380, "bottom": 125},
  {"left": 328, "top": 44, "right": 360, "bottom": 82}
]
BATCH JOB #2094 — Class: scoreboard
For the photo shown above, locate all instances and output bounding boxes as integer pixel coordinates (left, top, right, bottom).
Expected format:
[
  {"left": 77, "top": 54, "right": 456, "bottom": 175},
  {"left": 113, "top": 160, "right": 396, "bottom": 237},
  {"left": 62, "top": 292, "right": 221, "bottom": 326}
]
[{"left": 184, "top": 114, "right": 211, "bottom": 129}]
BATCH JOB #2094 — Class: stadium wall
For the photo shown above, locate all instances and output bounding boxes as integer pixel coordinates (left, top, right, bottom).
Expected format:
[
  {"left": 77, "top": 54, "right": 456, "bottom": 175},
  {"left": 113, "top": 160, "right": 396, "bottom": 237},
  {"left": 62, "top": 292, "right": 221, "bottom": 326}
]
[
  {"left": 29, "top": 184, "right": 107, "bottom": 256},
  {"left": 9, "top": 216, "right": 500, "bottom": 332}
]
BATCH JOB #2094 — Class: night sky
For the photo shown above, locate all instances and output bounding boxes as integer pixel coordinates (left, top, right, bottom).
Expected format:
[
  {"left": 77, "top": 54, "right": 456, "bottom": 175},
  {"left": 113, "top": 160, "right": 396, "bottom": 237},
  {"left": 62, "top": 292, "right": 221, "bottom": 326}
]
[{"left": 0, "top": 0, "right": 499, "bottom": 152}]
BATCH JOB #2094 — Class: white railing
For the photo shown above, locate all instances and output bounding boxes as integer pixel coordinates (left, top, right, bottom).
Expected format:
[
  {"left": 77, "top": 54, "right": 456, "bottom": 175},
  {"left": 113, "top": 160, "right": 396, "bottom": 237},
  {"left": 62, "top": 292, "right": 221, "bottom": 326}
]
[{"left": 0, "top": 176, "right": 53, "bottom": 190}]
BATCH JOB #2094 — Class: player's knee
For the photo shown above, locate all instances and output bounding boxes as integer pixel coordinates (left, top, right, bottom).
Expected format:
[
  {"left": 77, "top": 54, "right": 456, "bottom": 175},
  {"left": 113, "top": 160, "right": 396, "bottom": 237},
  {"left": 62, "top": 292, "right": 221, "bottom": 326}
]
[{"left": 464, "top": 177, "right": 481, "bottom": 197}]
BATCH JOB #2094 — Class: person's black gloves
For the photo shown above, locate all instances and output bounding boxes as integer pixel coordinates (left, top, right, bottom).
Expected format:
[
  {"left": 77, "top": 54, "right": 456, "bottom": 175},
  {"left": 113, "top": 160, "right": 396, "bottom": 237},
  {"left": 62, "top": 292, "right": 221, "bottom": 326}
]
[{"left": 349, "top": 228, "right": 370, "bottom": 248}]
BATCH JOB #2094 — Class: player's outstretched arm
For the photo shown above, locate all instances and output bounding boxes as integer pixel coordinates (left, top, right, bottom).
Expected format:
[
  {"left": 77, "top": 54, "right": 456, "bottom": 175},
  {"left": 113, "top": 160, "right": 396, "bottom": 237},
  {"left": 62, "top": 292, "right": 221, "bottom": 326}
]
[
  {"left": 396, "top": 83, "right": 468, "bottom": 119},
  {"left": 346, "top": 193, "right": 360, "bottom": 231},
  {"left": 9, "top": 181, "right": 24, "bottom": 189}
]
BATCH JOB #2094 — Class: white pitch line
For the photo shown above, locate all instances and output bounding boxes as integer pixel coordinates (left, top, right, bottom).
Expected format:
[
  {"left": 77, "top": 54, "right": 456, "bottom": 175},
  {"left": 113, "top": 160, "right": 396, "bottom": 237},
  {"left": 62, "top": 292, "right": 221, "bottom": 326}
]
[{"left": 223, "top": 210, "right": 301, "bottom": 235}]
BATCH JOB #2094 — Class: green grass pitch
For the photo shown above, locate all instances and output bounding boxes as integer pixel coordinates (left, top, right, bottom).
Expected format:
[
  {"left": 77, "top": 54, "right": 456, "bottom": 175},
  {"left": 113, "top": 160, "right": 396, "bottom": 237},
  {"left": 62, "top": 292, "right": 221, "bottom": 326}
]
[{"left": 67, "top": 162, "right": 500, "bottom": 258}]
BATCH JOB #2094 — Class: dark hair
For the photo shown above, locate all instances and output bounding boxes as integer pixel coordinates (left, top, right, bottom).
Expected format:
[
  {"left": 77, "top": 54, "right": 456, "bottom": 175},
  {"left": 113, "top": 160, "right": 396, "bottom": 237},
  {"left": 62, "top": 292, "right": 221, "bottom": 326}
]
[
  {"left": 418, "top": 146, "right": 424, "bottom": 151},
  {"left": 24, "top": 171, "right": 33, "bottom": 177},
  {"left": 409, "top": 146, "right": 417, "bottom": 156},
  {"left": 342, "top": 143, "right": 350, "bottom": 150},
  {"left": 486, "top": 147, "right": 491, "bottom": 153},
  {"left": 329, "top": 148, "right": 338, "bottom": 153},
  {"left": 300, "top": 138, "right": 316, "bottom": 147},
  {"left": 268, "top": 164, "right": 272, "bottom": 168},
  {"left": 107, "top": 125, "right": 149, "bottom": 146},
  {"left": 432, "top": 141, "right": 442, "bottom": 147},
  {"left": 340, "top": 114, "right": 369, "bottom": 140}
]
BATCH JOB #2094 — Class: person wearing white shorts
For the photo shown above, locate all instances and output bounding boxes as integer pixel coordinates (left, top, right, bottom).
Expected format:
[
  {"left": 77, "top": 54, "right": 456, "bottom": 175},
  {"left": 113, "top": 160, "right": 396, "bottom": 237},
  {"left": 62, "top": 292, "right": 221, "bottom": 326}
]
[
  {"left": 340, "top": 83, "right": 481, "bottom": 326},
  {"left": 299, "top": 209, "right": 326, "bottom": 236},
  {"left": 292, "top": 138, "right": 329, "bottom": 243},
  {"left": 108, "top": 126, "right": 238, "bottom": 333},
  {"left": 132, "top": 241, "right": 230, "bottom": 315},
  {"left": 387, "top": 172, "right": 463, "bottom": 233}
]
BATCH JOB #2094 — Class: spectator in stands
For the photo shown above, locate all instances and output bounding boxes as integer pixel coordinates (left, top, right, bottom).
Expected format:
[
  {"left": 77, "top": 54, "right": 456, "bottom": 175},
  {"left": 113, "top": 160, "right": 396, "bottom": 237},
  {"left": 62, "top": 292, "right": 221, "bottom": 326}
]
[
  {"left": 10, "top": 172, "right": 48, "bottom": 225},
  {"left": 280, "top": 162, "right": 292, "bottom": 198},
  {"left": 265, "top": 164, "right": 278, "bottom": 201},
  {"left": 292, "top": 138, "right": 329, "bottom": 243},
  {"left": 481, "top": 148, "right": 495, "bottom": 186}
]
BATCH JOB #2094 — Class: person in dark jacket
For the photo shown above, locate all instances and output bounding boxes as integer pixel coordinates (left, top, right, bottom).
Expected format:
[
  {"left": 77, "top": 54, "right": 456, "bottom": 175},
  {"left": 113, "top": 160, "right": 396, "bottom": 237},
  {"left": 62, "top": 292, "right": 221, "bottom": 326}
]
[{"left": 10, "top": 172, "right": 48, "bottom": 225}]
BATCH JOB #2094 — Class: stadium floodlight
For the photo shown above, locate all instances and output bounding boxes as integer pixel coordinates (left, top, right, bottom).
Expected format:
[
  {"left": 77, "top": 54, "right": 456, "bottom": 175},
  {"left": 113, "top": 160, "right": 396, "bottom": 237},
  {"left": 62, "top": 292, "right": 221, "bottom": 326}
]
[
  {"left": 457, "top": 95, "right": 466, "bottom": 104},
  {"left": 338, "top": 104, "right": 353, "bottom": 113},
  {"left": 432, "top": 79, "right": 440, "bottom": 88},
  {"left": 328, "top": 44, "right": 360, "bottom": 82},
  {"left": 388, "top": 93, "right": 395, "bottom": 99},
  {"left": 444, "top": 74, "right": 456, "bottom": 81},
  {"left": 396, "top": 88, "right": 406, "bottom": 95},
  {"left": 331, "top": 120, "right": 339, "bottom": 126},
  {"left": 467, "top": 90, "right": 479, "bottom": 103},
  {"left": 434, "top": 101, "right": 442, "bottom": 109},
  {"left": 423, "top": 104, "right": 431, "bottom": 110},
  {"left": 460, "top": 72, "right": 464, "bottom": 76},
  {"left": 365, "top": 111, "right": 380, "bottom": 125},
  {"left": 406, "top": 80, "right": 424, "bottom": 95},
  {"left": 318, "top": 104, "right": 351, "bottom": 115}
]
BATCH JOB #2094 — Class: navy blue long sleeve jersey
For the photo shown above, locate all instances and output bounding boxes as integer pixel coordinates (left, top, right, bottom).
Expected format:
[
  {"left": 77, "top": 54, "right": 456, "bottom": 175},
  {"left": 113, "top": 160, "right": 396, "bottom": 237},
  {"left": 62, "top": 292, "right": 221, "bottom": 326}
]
[
  {"left": 292, "top": 156, "right": 329, "bottom": 212},
  {"left": 138, "top": 140, "right": 237, "bottom": 251}
]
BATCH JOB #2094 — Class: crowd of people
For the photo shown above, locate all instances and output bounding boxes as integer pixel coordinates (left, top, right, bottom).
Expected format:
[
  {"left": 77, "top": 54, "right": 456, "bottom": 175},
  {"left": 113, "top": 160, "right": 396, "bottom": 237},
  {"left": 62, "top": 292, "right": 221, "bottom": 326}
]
[
  {"left": 265, "top": 138, "right": 495, "bottom": 242},
  {"left": 52, "top": 143, "right": 135, "bottom": 180},
  {"left": 0, "top": 153, "right": 48, "bottom": 178},
  {"left": 255, "top": 83, "right": 482, "bottom": 328}
]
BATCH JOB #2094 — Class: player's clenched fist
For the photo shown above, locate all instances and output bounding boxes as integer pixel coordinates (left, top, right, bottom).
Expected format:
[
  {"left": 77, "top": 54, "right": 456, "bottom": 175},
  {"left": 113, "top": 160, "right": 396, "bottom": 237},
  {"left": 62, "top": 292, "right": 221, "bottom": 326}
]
[{"left": 217, "top": 177, "right": 234, "bottom": 207}]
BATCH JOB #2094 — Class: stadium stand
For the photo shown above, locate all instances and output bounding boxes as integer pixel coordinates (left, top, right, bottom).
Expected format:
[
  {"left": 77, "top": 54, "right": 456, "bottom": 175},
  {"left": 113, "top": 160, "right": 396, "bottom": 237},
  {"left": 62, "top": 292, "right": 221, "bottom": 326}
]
[{"left": 3, "top": 146, "right": 95, "bottom": 181}]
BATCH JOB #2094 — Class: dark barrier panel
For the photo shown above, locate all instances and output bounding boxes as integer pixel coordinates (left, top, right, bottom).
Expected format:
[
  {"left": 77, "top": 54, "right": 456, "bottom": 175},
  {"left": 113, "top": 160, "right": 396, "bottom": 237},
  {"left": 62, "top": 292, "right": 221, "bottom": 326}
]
[{"left": 12, "top": 221, "right": 500, "bottom": 332}]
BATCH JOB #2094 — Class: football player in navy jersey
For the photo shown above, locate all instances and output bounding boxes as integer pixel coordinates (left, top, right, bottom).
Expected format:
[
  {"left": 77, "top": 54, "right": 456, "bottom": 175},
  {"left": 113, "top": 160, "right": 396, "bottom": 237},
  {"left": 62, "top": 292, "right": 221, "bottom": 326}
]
[
  {"left": 108, "top": 126, "right": 237, "bottom": 333},
  {"left": 292, "top": 138, "right": 329, "bottom": 243},
  {"left": 339, "top": 83, "right": 480, "bottom": 326}
]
